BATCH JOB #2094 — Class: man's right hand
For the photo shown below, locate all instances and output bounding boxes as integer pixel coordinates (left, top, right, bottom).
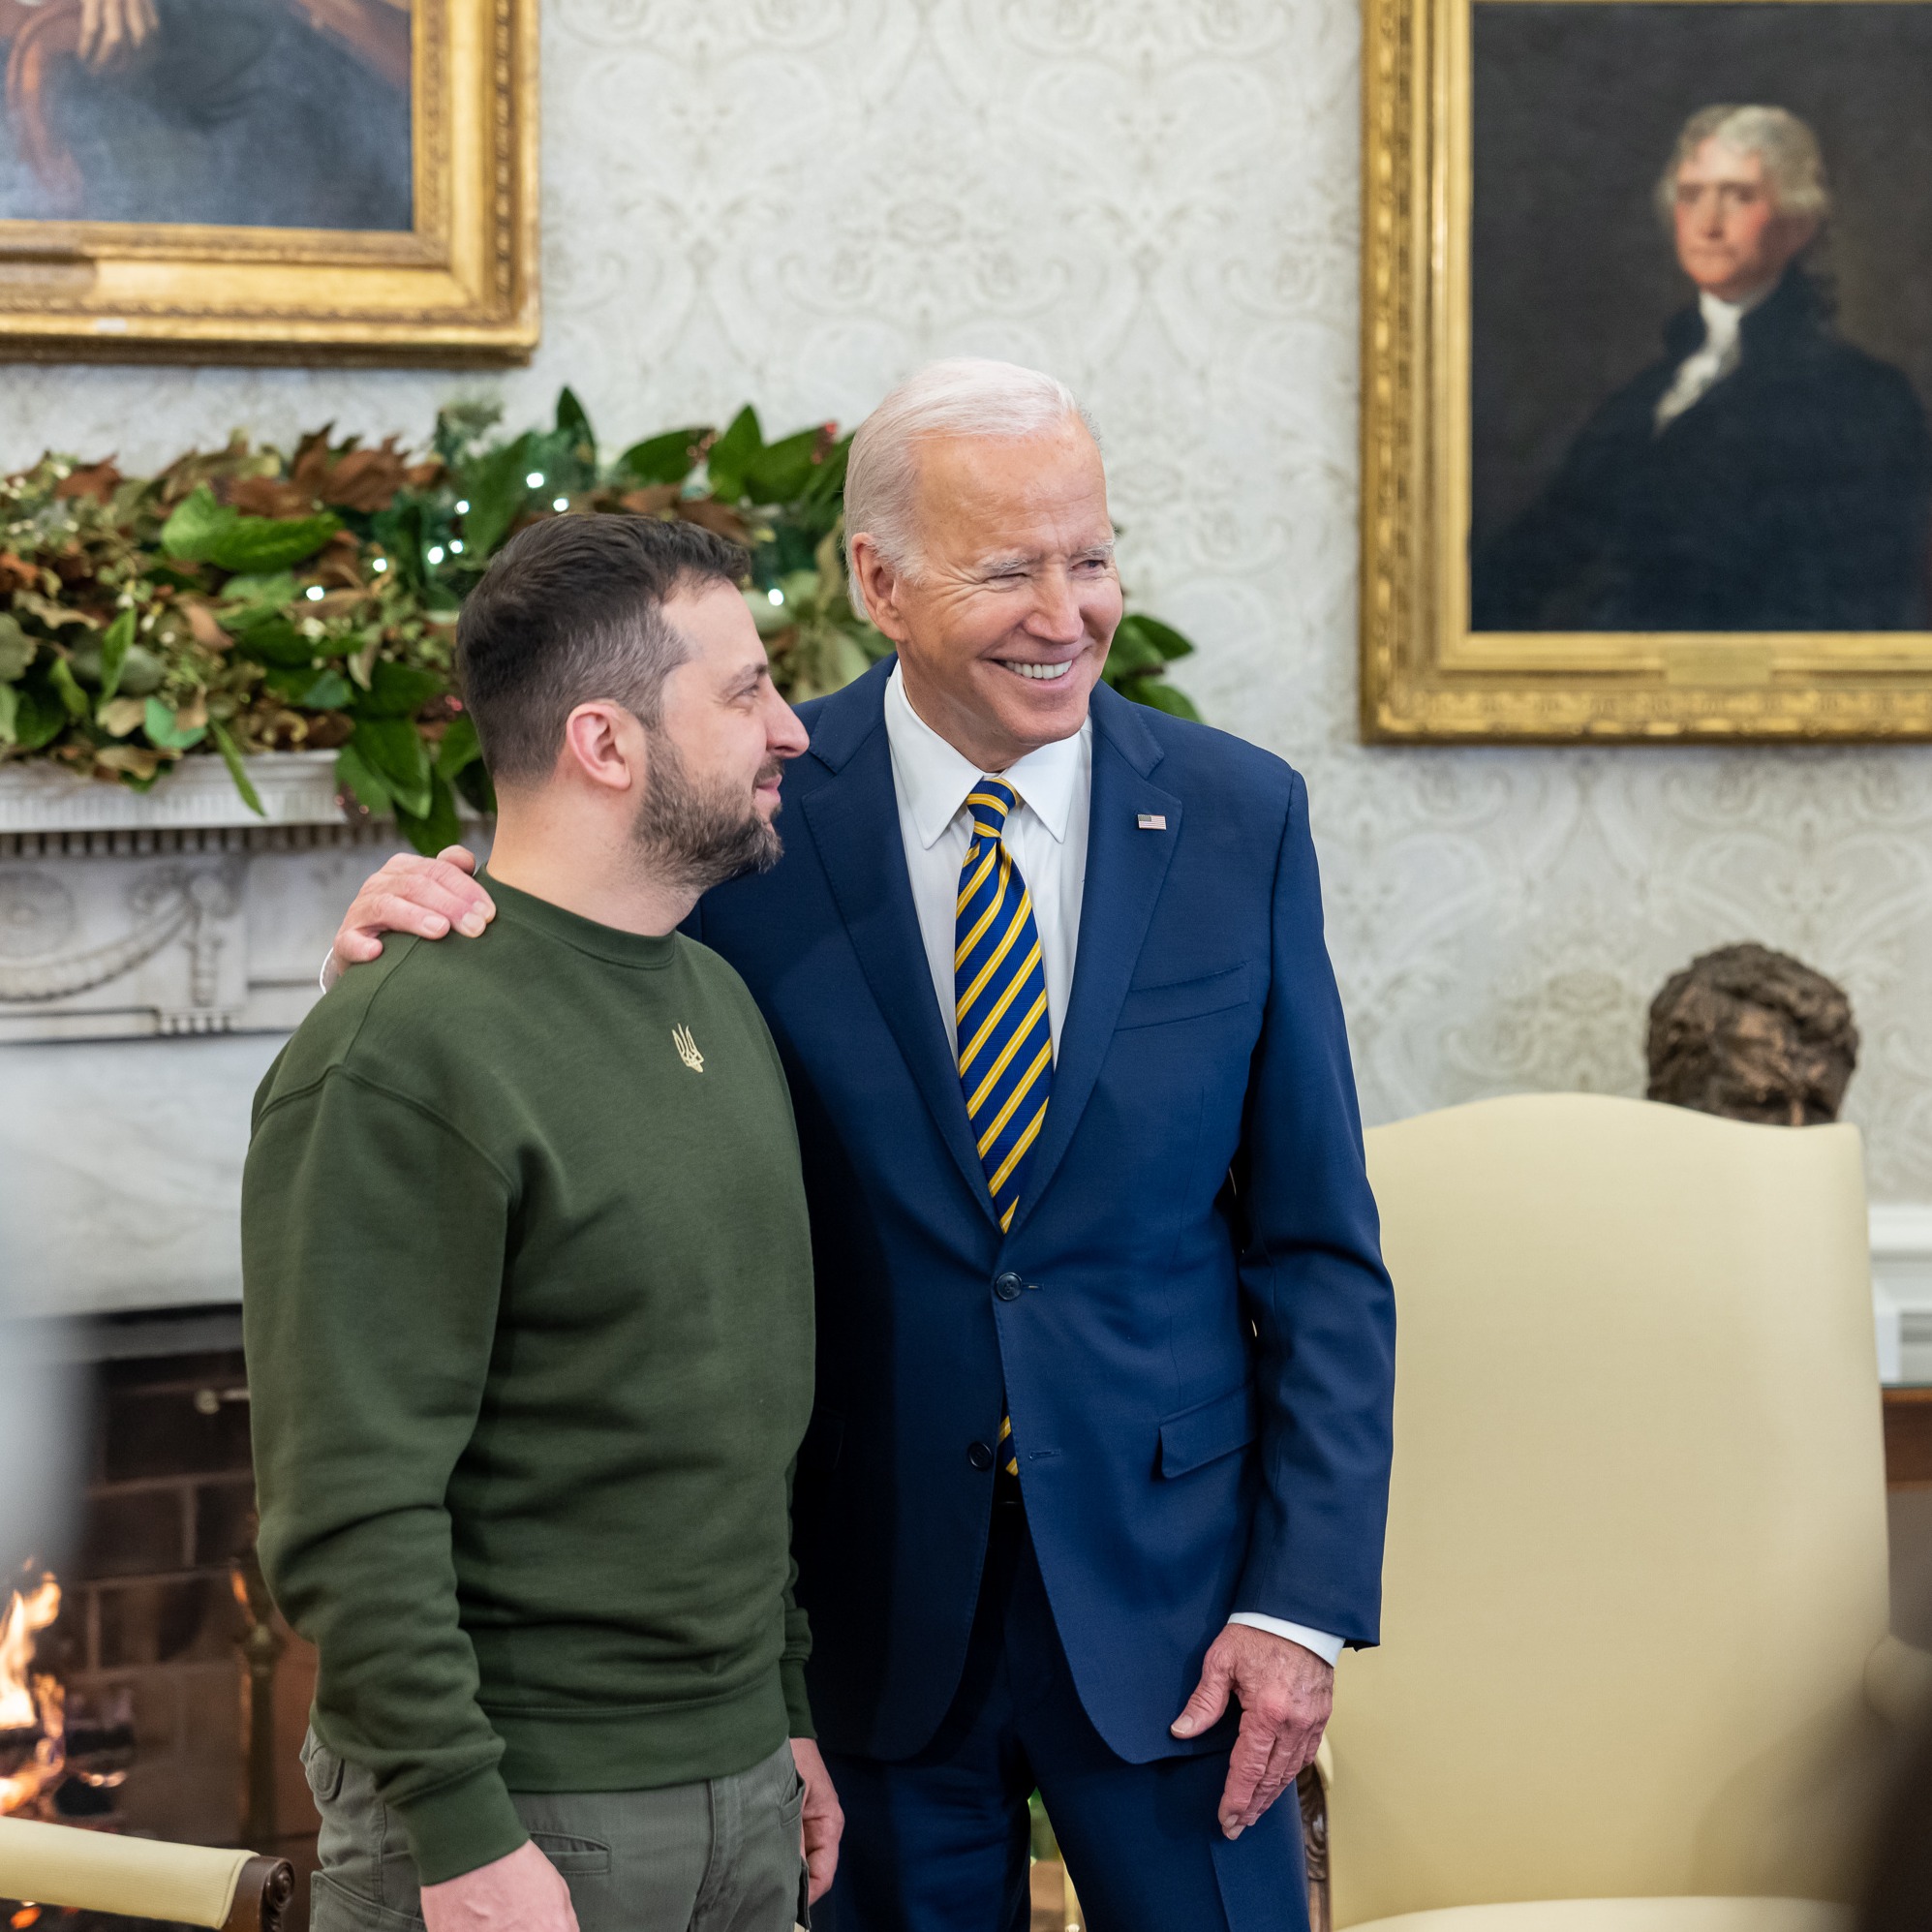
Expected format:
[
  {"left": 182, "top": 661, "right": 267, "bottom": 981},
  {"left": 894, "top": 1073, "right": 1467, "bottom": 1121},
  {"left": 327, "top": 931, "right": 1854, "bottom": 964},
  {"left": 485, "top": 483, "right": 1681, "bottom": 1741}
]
[
  {"left": 327, "top": 846, "right": 496, "bottom": 990},
  {"left": 421, "top": 1840, "right": 578, "bottom": 1932}
]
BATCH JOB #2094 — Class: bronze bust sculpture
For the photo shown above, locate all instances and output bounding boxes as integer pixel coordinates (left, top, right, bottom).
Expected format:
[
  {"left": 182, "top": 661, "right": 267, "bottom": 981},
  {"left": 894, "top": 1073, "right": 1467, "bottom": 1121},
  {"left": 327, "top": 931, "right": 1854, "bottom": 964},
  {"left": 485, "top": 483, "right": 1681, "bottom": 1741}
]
[{"left": 1646, "top": 942, "right": 1858, "bottom": 1125}]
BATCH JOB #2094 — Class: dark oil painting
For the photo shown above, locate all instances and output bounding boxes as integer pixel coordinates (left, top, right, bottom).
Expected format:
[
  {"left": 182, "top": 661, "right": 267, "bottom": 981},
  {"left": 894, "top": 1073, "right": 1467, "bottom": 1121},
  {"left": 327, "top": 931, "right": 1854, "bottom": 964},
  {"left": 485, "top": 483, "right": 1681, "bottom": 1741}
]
[
  {"left": 1469, "top": 4, "right": 1932, "bottom": 634},
  {"left": 0, "top": 0, "right": 412, "bottom": 230}
]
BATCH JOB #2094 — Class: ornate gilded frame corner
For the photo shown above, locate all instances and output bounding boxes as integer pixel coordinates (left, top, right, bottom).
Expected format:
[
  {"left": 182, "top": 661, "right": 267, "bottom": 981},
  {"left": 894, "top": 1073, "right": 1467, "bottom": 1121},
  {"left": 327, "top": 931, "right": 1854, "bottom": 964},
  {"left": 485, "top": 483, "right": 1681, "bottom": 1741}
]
[
  {"left": 1358, "top": 0, "right": 1932, "bottom": 743},
  {"left": 0, "top": 0, "right": 538, "bottom": 366}
]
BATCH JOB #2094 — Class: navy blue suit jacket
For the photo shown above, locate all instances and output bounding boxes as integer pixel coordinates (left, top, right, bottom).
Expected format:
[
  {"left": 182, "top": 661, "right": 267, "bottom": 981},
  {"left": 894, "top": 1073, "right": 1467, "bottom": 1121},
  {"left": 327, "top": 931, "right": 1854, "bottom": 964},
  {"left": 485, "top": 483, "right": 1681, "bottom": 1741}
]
[{"left": 691, "top": 659, "right": 1395, "bottom": 1763}]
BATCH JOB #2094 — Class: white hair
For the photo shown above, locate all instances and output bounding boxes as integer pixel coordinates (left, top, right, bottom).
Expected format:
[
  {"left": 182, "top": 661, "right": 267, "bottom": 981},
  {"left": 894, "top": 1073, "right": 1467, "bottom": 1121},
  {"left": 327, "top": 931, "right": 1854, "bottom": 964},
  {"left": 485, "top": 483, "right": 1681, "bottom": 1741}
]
[
  {"left": 843, "top": 357, "right": 1095, "bottom": 586},
  {"left": 1656, "top": 104, "right": 1830, "bottom": 229}
]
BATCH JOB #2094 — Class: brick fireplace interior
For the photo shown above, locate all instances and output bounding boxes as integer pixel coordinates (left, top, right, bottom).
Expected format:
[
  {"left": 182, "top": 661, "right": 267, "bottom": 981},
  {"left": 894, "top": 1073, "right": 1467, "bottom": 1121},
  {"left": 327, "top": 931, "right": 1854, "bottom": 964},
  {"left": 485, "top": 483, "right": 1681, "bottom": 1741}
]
[{"left": 1, "top": 1307, "right": 320, "bottom": 1932}]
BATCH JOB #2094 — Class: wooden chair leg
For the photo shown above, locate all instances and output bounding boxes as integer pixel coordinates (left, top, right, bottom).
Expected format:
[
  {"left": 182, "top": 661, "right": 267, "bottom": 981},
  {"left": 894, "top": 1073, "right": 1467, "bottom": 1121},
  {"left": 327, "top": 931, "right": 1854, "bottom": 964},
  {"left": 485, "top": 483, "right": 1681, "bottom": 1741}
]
[
  {"left": 1298, "top": 1763, "right": 1330, "bottom": 1932},
  {"left": 221, "top": 1855, "right": 295, "bottom": 1932}
]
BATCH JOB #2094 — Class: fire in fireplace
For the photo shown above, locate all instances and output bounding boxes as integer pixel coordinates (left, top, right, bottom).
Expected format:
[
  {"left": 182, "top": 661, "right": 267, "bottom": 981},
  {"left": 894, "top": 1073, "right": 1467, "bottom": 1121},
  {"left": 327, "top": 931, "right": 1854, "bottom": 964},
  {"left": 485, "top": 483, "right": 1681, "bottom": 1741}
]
[
  {"left": 0, "top": 1569, "right": 64, "bottom": 1817},
  {"left": 0, "top": 1565, "right": 137, "bottom": 1827}
]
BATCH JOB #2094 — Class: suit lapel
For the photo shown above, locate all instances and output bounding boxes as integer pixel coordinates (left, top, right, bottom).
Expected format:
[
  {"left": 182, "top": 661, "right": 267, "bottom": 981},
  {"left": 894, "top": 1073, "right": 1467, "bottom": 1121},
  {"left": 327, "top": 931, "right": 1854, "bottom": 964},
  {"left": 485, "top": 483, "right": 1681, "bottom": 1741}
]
[
  {"left": 797, "top": 667, "right": 998, "bottom": 1224},
  {"left": 1012, "top": 686, "right": 1180, "bottom": 1230}
]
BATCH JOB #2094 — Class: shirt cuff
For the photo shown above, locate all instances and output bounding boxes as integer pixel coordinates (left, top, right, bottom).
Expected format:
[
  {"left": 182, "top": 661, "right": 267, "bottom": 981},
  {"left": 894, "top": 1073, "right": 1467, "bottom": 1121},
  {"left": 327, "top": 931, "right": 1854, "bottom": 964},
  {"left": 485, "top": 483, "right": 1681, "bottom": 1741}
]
[{"left": 1226, "top": 1613, "right": 1344, "bottom": 1666}]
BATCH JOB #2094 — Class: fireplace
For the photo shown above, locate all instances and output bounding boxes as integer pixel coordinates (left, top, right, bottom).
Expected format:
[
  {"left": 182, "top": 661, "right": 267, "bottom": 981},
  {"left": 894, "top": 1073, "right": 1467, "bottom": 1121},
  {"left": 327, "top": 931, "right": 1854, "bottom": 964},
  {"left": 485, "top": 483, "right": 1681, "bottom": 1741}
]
[{"left": 0, "top": 1308, "right": 320, "bottom": 1931}]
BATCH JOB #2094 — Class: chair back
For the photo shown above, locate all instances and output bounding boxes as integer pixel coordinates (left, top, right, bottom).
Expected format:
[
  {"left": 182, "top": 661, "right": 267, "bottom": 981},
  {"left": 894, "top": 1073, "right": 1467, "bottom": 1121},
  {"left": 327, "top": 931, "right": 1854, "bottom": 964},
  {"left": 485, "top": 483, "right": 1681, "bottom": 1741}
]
[{"left": 1330, "top": 1094, "right": 1889, "bottom": 1926}]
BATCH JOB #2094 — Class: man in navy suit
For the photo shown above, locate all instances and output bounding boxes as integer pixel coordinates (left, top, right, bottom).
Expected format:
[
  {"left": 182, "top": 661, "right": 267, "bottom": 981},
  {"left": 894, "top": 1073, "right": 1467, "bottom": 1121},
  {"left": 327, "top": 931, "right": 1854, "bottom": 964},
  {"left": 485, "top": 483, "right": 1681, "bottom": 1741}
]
[{"left": 326, "top": 359, "right": 1395, "bottom": 1932}]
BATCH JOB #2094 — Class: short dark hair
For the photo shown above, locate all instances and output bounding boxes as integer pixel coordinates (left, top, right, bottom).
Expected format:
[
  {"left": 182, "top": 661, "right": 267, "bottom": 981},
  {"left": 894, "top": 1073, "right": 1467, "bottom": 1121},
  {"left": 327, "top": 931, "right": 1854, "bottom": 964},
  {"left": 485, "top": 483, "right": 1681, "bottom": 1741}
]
[{"left": 455, "top": 513, "right": 750, "bottom": 784}]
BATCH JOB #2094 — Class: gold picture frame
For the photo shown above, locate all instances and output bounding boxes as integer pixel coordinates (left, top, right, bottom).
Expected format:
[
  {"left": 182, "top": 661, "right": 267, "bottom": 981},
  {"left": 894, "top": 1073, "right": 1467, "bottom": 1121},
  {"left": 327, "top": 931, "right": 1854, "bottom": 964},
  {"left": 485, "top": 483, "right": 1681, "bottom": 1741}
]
[
  {"left": 0, "top": 0, "right": 537, "bottom": 366},
  {"left": 1361, "top": 0, "right": 1932, "bottom": 741}
]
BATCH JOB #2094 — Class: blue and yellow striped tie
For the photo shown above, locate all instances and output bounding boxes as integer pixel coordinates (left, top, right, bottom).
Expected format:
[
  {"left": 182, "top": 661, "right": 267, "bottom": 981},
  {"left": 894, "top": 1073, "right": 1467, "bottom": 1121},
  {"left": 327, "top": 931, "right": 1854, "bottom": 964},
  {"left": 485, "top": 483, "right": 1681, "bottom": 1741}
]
[{"left": 956, "top": 779, "right": 1053, "bottom": 1479}]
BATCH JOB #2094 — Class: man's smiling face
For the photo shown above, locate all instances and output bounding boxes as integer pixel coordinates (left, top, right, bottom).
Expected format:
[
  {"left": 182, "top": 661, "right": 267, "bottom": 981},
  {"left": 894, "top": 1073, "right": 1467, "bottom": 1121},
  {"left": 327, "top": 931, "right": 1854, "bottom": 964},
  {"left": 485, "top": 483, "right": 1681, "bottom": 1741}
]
[{"left": 858, "top": 419, "right": 1123, "bottom": 773}]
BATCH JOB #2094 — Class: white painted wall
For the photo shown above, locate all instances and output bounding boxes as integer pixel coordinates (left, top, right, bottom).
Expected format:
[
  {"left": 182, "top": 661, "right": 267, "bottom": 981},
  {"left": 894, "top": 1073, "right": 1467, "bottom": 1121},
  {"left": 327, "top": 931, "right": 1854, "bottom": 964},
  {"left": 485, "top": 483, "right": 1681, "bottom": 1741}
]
[{"left": 4, "top": 2, "right": 1931, "bottom": 1314}]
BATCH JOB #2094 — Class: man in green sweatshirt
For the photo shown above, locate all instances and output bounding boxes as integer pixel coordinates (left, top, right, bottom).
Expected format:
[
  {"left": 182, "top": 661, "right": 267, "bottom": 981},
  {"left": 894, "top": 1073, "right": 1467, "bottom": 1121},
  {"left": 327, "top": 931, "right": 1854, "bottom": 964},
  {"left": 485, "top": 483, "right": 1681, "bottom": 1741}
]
[{"left": 242, "top": 512, "right": 834, "bottom": 1932}]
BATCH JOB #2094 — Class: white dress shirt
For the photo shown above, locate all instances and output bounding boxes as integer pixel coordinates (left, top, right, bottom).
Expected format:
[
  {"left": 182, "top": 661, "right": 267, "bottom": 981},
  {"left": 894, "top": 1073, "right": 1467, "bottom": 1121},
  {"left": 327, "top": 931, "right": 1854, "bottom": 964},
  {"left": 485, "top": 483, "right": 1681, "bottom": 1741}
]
[
  {"left": 1653, "top": 286, "right": 1770, "bottom": 432},
  {"left": 881, "top": 665, "right": 1344, "bottom": 1669}
]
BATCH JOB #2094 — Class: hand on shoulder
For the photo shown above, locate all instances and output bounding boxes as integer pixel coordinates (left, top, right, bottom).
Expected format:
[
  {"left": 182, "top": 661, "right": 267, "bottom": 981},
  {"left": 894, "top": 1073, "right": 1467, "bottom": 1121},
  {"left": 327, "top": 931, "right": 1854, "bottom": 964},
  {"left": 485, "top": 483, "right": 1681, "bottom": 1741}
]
[{"left": 328, "top": 845, "right": 496, "bottom": 989}]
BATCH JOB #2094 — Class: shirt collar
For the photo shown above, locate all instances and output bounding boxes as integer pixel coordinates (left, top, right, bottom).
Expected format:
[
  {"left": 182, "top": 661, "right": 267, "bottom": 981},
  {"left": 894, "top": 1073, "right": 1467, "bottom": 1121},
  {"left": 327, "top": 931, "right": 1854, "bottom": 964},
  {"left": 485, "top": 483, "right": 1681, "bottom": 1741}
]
[
  {"left": 1698, "top": 282, "right": 1772, "bottom": 344},
  {"left": 883, "top": 661, "right": 1089, "bottom": 850}
]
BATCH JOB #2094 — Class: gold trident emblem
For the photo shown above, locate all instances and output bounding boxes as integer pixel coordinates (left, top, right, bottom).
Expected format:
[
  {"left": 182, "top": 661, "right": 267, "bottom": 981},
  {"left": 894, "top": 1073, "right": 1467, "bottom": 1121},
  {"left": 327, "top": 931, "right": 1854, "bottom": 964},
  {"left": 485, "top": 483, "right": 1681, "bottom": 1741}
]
[{"left": 672, "top": 1024, "right": 704, "bottom": 1073}]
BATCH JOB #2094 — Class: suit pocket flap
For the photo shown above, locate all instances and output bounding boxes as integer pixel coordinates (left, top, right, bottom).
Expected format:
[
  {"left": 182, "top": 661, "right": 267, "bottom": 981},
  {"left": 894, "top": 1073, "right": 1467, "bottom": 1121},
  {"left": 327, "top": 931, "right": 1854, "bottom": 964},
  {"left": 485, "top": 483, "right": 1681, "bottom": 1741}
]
[
  {"left": 1158, "top": 1383, "right": 1257, "bottom": 1477},
  {"left": 1116, "top": 964, "right": 1250, "bottom": 1030}
]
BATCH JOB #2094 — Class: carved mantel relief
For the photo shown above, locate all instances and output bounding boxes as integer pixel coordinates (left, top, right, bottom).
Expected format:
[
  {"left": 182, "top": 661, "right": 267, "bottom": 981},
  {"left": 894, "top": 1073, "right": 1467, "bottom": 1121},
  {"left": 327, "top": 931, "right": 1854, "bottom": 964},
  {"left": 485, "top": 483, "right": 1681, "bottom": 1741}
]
[{"left": 0, "top": 753, "right": 467, "bottom": 1044}]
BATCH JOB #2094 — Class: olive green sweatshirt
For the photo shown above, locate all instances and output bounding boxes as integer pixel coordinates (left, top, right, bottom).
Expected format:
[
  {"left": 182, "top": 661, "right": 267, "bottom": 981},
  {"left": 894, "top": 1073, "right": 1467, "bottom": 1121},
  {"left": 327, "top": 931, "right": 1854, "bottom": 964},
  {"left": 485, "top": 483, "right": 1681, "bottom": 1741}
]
[{"left": 242, "top": 875, "right": 815, "bottom": 1886}]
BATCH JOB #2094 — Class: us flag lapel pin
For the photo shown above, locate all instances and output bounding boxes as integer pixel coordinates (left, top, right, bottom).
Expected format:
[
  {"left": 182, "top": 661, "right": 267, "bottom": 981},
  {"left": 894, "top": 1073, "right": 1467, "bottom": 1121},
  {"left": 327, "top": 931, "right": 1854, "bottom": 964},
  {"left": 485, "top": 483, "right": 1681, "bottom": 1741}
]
[{"left": 1137, "top": 813, "right": 1167, "bottom": 830}]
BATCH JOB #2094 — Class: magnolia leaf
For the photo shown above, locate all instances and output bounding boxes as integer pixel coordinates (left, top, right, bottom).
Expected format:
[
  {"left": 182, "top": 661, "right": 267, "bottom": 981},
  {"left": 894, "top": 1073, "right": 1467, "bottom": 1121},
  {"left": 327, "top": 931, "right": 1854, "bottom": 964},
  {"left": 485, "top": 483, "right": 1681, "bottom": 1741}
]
[
  {"left": 1116, "top": 612, "right": 1195, "bottom": 662},
  {"left": 12, "top": 682, "right": 65, "bottom": 751},
  {"left": 555, "top": 386, "right": 596, "bottom": 466},
  {"left": 351, "top": 716, "right": 433, "bottom": 818},
  {"left": 1105, "top": 617, "right": 1169, "bottom": 678},
  {"left": 297, "top": 669, "right": 353, "bottom": 710},
  {"left": 48, "top": 656, "right": 89, "bottom": 720},
  {"left": 0, "top": 683, "right": 15, "bottom": 745},
  {"left": 458, "top": 433, "right": 536, "bottom": 558},
  {"left": 206, "top": 512, "right": 339, "bottom": 575},
  {"left": 160, "top": 485, "right": 233, "bottom": 562},
  {"left": 98, "top": 608, "right": 136, "bottom": 701},
  {"left": 354, "top": 659, "right": 442, "bottom": 719},
  {"left": 1112, "top": 673, "right": 1200, "bottom": 721},
  {"left": 0, "top": 613, "right": 35, "bottom": 682},
  {"left": 743, "top": 427, "right": 824, "bottom": 506},
  {"left": 397, "top": 771, "right": 463, "bottom": 857},
  {"left": 220, "top": 571, "right": 299, "bottom": 612},
  {"left": 618, "top": 426, "right": 709, "bottom": 488},
  {"left": 210, "top": 720, "right": 265, "bottom": 817},
  {"left": 795, "top": 433, "right": 852, "bottom": 507},
  {"left": 98, "top": 695, "right": 146, "bottom": 738},
  {"left": 335, "top": 742, "right": 393, "bottom": 815},
  {"left": 704, "top": 406, "right": 764, "bottom": 503},
  {"left": 232, "top": 614, "right": 317, "bottom": 670},
  {"left": 112, "top": 645, "right": 166, "bottom": 697},
  {"left": 434, "top": 711, "right": 481, "bottom": 781},
  {"left": 143, "top": 696, "right": 206, "bottom": 751},
  {"left": 161, "top": 485, "right": 339, "bottom": 573}
]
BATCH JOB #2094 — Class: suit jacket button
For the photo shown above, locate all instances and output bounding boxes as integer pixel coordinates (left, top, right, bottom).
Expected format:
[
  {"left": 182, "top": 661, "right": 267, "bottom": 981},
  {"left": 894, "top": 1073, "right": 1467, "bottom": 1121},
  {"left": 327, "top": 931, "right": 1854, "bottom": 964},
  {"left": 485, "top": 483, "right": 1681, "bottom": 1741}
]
[
  {"left": 966, "top": 1440, "right": 996, "bottom": 1472},
  {"left": 994, "top": 1272, "right": 1024, "bottom": 1302}
]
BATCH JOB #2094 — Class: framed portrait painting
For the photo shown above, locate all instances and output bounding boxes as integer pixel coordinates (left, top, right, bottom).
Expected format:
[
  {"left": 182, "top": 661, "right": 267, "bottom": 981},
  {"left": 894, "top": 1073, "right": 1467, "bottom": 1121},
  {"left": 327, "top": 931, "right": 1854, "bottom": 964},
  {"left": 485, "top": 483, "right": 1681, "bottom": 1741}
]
[
  {"left": 0, "top": 0, "right": 537, "bottom": 363},
  {"left": 1362, "top": 0, "right": 1932, "bottom": 739}
]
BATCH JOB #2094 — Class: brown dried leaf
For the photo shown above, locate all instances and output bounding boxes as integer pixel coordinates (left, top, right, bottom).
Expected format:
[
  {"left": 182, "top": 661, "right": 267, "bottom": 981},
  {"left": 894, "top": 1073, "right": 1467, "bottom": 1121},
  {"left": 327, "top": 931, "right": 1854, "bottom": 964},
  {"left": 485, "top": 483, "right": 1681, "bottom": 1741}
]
[
  {"left": 15, "top": 591, "right": 96, "bottom": 629},
  {"left": 302, "top": 711, "right": 354, "bottom": 751},
  {"left": 95, "top": 744, "right": 163, "bottom": 779},
  {"left": 674, "top": 499, "right": 753, "bottom": 544},
  {"left": 0, "top": 553, "right": 35, "bottom": 594},
  {"left": 313, "top": 531, "right": 365, "bottom": 591},
  {"left": 620, "top": 485, "right": 681, "bottom": 516},
  {"left": 230, "top": 476, "right": 318, "bottom": 518},
  {"left": 286, "top": 432, "right": 433, "bottom": 514},
  {"left": 184, "top": 601, "right": 230, "bottom": 653},
  {"left": 97, "top": 695, "right": 146, "bottom": 738},
  {"left": 55, "top": 460, "right": 122, "bottom": 503}
]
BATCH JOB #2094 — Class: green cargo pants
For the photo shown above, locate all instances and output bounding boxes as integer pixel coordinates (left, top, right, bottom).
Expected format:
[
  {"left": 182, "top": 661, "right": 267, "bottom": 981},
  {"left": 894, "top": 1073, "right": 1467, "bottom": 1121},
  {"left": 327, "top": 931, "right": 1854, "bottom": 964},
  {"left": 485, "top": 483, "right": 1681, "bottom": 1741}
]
[{"left": 300, "top": 1730, "right": 809, "bottom": 1932}]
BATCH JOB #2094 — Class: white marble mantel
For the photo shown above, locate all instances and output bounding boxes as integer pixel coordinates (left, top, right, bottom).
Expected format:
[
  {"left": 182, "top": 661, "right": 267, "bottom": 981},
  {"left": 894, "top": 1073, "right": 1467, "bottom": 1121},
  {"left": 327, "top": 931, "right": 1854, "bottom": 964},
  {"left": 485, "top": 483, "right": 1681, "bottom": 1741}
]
[
  {"left": 0, "top": 752, "right": 425, "bottom": 1042},
  {"left": 0, "top": 751, "right": 479, "bottom": 1316}
]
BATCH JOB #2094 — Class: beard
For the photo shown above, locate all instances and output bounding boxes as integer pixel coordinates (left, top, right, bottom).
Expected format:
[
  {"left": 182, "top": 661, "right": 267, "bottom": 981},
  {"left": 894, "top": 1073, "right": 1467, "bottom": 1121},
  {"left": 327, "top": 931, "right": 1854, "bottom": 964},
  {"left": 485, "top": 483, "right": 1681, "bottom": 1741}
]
[{"left": 631, "top": 732, "right": 784, "bottom": 896}]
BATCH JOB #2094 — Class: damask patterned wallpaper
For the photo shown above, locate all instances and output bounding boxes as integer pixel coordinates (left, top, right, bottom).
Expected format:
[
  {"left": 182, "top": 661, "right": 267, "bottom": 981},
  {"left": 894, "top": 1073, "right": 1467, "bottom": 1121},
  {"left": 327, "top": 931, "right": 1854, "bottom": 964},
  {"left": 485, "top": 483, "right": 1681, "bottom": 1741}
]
[{"left": 5, "top": 0, "right": 1930, "bottom": 1196}]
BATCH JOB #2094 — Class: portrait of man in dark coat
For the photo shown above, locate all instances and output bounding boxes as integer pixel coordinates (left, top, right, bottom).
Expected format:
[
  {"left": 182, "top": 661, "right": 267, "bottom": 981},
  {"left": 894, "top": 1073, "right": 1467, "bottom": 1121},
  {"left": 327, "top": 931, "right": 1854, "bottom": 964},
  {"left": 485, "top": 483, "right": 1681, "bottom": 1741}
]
[{"left": 1473, "top": 103, "right": 1932, "bottom": 632}]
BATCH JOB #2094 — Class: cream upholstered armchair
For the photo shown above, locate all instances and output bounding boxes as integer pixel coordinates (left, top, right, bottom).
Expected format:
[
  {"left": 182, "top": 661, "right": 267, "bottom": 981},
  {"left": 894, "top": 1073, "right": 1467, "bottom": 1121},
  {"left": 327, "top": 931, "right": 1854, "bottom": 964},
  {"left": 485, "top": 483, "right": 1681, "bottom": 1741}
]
[{"left": 1320, "top": 1093, "right": 1931, "bottom": 1932}]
